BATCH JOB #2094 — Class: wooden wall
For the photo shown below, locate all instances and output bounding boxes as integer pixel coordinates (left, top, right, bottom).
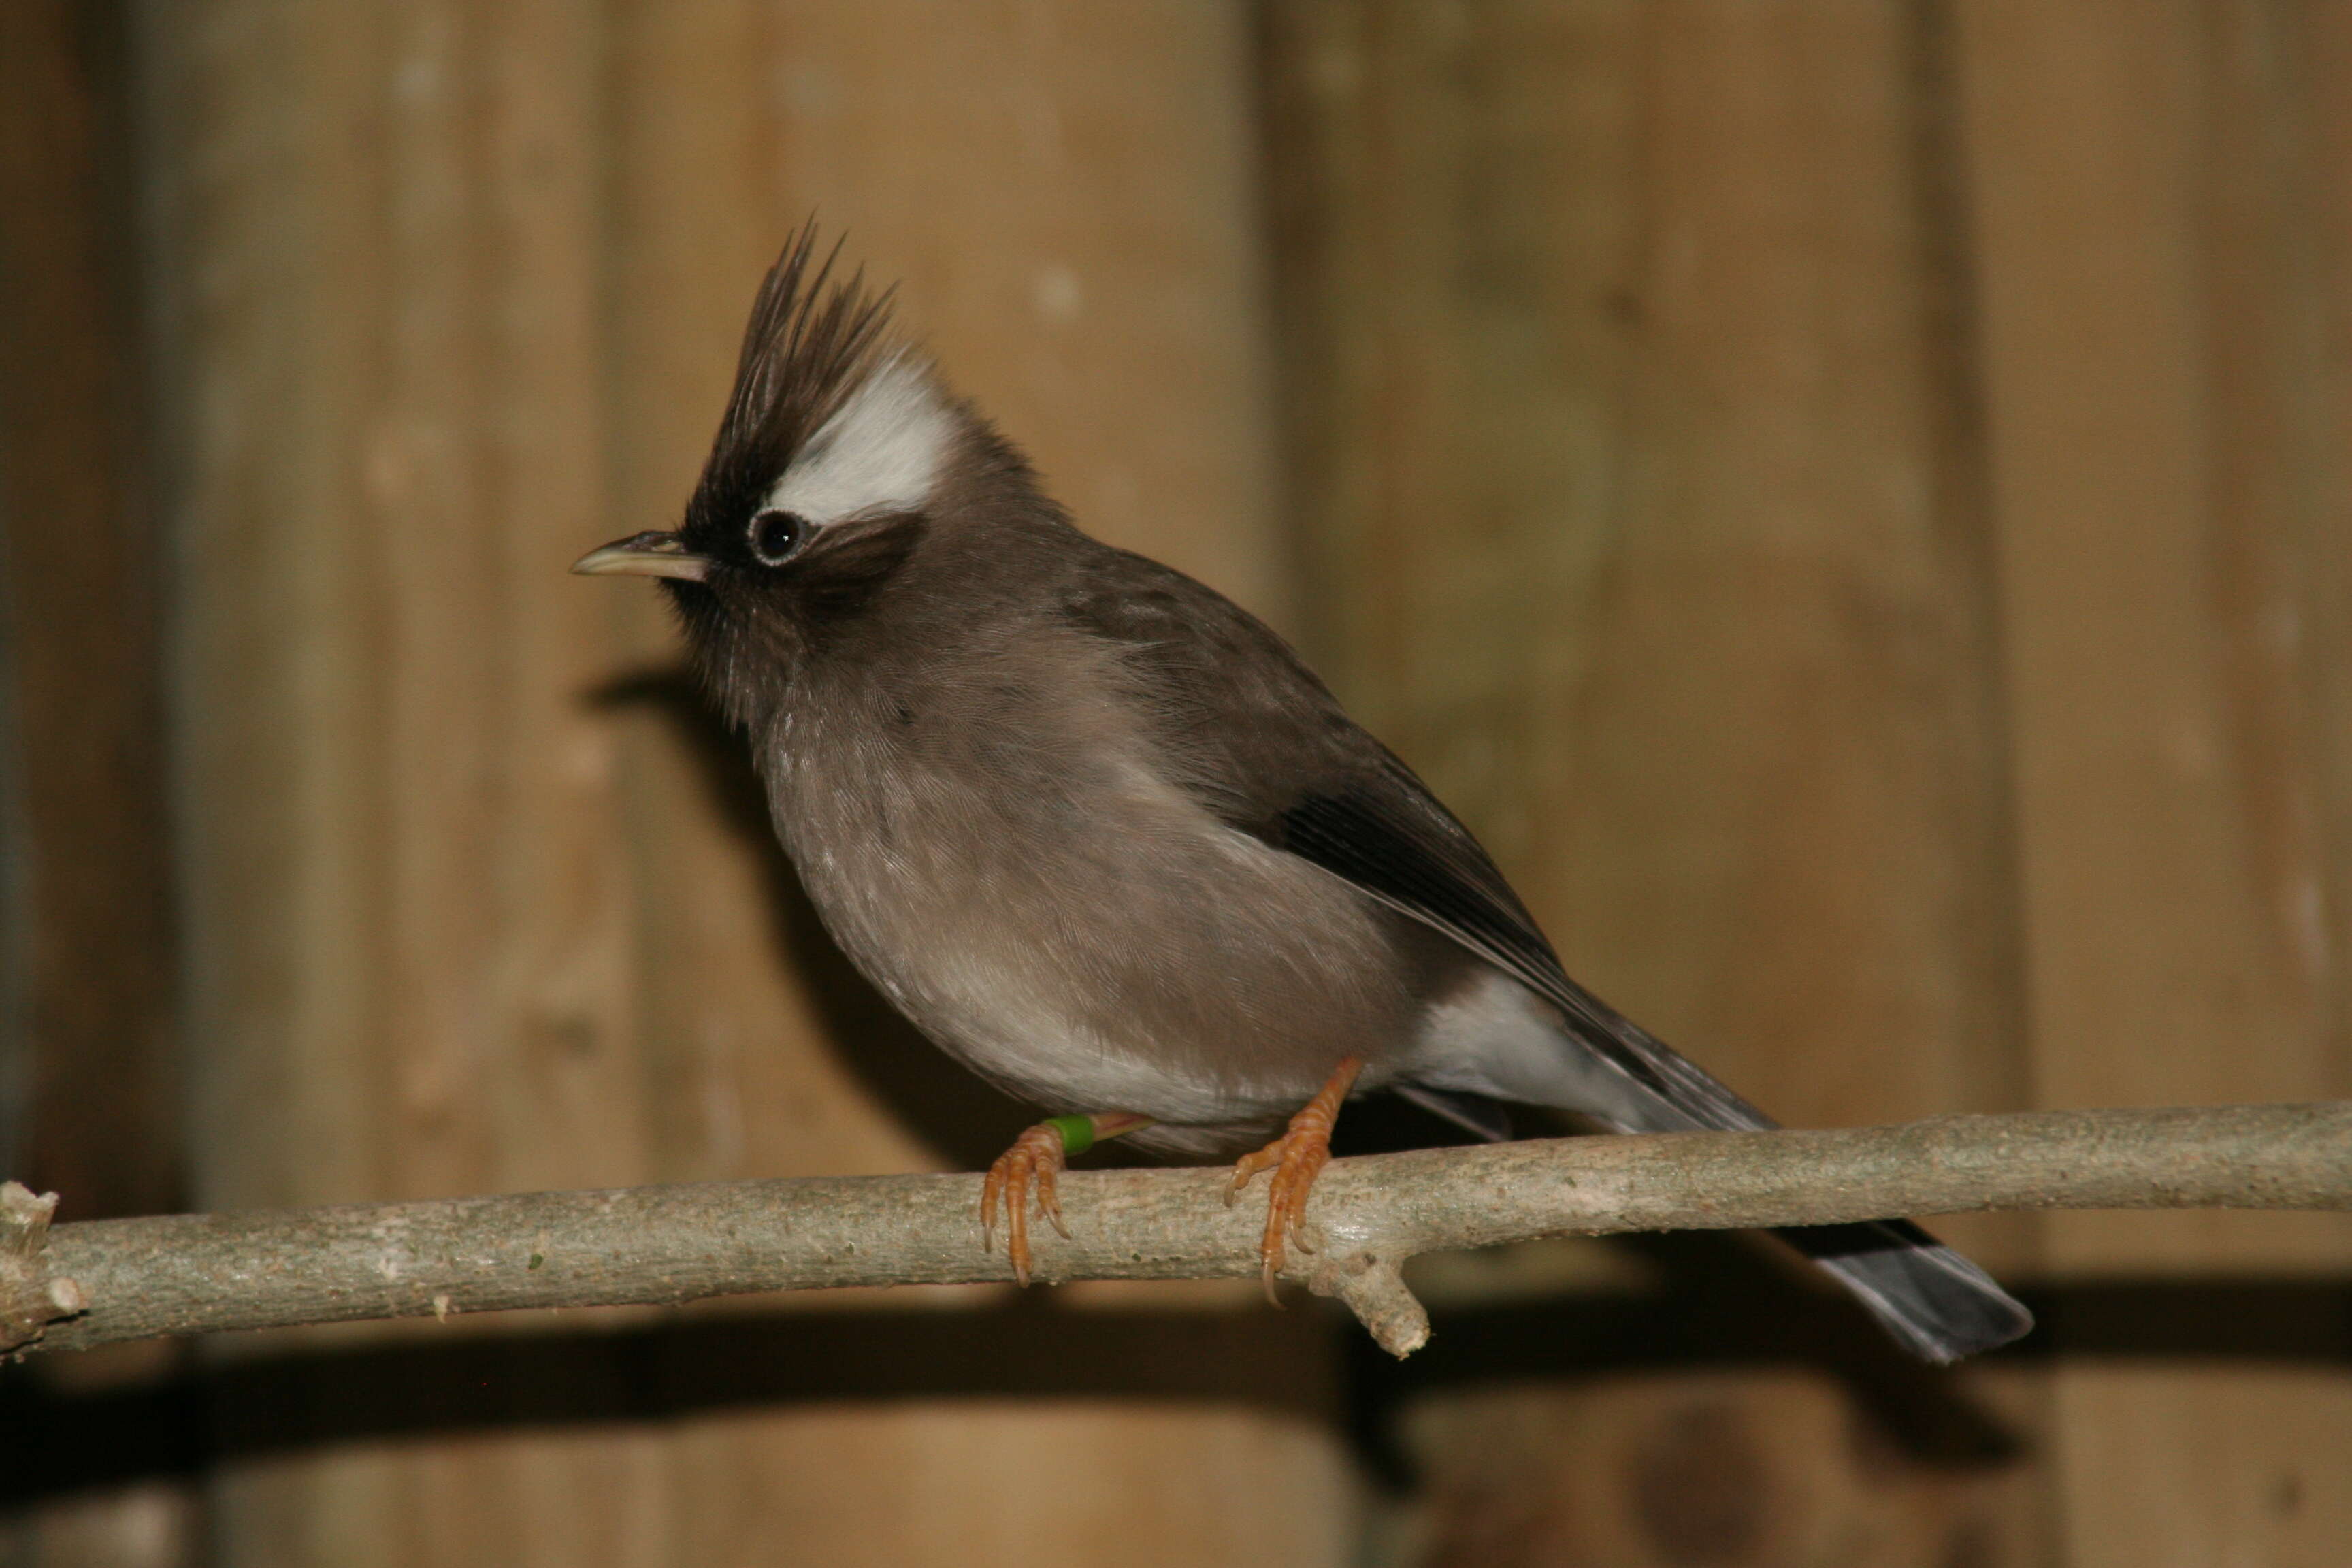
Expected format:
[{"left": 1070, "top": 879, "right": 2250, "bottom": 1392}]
[
  {"left": 130, "top": 2, "right": 1341, "bottom": 1566},
  {"left": 1262, "top": 1, "right": 2352, "bottom": 1564},
  {"left": 1958, "top": 5, "right": 2352, "bottom": 1560},
  {"left": 2, "top": 2, "right": 2347, "bottom": 1565},
  {"left": 0, "top": 3, "right": 193, "bottom": 1565}
]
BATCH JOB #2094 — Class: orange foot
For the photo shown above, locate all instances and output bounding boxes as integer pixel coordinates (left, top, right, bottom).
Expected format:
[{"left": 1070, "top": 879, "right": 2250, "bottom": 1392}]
[
  {"left": 982, "top": 1123, "right": 1068, "bottom": 1287},
  {"left": 1228, "top": 1057, "right": 1365, "bottom": 1301},
  {"left": 982, "top": 1111, "right": 1154, "bottom": 1286}
]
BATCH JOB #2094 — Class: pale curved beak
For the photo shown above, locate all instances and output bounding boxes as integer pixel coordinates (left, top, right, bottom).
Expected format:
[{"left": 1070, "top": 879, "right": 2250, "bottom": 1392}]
[{"left": 570, "top": 530, "right": 711, "bottom": 583}]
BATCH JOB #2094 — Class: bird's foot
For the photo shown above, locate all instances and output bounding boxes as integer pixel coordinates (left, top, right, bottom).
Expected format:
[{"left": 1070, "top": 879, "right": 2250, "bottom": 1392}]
[
  {"left": 982, "top": 1124, "right": 1068, "bottom": 1286},
  {"left": 1228, "top": 1057, "right": 1365, "bottom": 1303},
  {"left": 981, "top": 1111, "right": 1154, "bottom": 1286}
]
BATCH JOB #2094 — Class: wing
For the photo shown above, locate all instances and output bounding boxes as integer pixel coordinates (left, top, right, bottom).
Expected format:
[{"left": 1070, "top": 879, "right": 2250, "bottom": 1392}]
[
  {"left": 1059, "top": 546, "right": 1773, "bottom": 1135},
  {"left": 1061, "top": 549, "right": 2037, "bottom": 1360}
]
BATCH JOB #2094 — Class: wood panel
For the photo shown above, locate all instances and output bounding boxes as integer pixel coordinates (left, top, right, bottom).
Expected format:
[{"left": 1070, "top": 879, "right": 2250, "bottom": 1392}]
[
  {"left": 0, "top": 0, "right": 179, "bottom": 1231},
  {"left": 140, "top": 3, "right": 672, "bottom": 1565},
  {"left": 756, "top": 1, "right": 1288, "bottom": 622},
  {"left": 1261, "top": 1, "right": 2043, "bottom": 1562},
  {"left": 604, "top": 4, "right": 1351, "bottom": 1563},
  {"left": 86, "top": 3, "right": 2352, "bottom": 1564},
  {"left": 140, "top": 1, "right": 1346, "bottom": 1564},
  {"left": 1264, "top": 0, "right": 2029, "bottom": 1150},
  {"left": 148, "top": 0, "right": 644, "bottom": 1216},
  {"left": 668, "top": 1406, "right": 1347, "bottom": 1568},
  {"left": 0, "top": 3, "right": 192, "bottom": 1563},
  {"left": 1955, "top": 3, "right": 2352, "bottom": 1563},
  {"left": 1957, "top": 0, "right": 2352, "bottom": 1271},
  {"left": 1397, "top": 1371, "right": 2042, "bottom": 1568}
]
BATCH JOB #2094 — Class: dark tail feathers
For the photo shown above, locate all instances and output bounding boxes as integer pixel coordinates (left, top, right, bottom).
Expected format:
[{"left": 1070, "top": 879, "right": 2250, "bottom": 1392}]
[{"left": 1778, "top": 1218, "right": 2034, "bottom": 1363}]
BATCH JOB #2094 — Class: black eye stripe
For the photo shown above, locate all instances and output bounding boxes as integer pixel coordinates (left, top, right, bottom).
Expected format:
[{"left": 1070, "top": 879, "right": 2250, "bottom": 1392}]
[{"left": 749, "top": 508, "right": 811, "bottom": 566}]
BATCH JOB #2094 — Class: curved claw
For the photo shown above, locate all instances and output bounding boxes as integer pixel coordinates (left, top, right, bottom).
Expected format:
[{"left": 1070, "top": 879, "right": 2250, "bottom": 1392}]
[
  {"left": 1226, "top": 1143, "right": 1281, "bottom": 1205},
  {"left": 1228, "top": 1058, "right": 1363, "bottom": 1304},
  {"left": 981, "top": 1123, "right": 1071, "bottom": 1286}
]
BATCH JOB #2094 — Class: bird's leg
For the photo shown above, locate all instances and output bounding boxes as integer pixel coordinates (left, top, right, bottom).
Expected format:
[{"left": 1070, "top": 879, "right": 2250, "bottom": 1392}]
[
  {"left": 982, "top": 1110, "right": 1154, "bottom": 1286},
  {"left": 1228, "top": 1056, "right": 1365, "bottom": 1303}
]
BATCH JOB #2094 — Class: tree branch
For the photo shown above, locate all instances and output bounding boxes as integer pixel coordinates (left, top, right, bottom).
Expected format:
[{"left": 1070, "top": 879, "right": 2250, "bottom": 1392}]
[{"left": 9, "top": 1102, "right": 2347, "bottom": 1360}]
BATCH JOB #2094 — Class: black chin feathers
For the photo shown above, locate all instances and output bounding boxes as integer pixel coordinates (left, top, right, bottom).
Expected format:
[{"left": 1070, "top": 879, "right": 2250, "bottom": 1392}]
[{"left": 689, "top": 223, "right": 898, "bottom": 538}]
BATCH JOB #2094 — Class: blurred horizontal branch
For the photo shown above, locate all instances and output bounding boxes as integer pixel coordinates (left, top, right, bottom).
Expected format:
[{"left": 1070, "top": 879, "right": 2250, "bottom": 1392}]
[{"left": 6, "top": 1102, "right": 2346, "bottom": 1360}]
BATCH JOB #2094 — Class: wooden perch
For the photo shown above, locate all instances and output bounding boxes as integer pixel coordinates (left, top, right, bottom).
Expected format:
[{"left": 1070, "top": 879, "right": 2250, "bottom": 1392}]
[{"left": 7, "top": 1101, "right": 2347, "bottom": 1360}]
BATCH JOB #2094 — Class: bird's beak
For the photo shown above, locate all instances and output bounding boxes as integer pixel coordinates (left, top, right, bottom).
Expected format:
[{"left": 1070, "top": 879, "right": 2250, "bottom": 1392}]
[{"left": 570, "top": 530, "right": 712, "bottom": 583}]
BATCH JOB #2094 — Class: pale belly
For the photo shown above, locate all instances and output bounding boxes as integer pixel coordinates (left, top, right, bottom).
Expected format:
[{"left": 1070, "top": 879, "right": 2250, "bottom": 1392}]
[{"left": 765, "top": 728, "right": 1422, "bottom": 1134}]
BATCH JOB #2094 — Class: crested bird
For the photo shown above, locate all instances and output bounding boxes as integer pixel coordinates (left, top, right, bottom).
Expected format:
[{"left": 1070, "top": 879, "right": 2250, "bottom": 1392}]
[{"left": 574, "top": 229, "right": 2033, "bottom": 1363}]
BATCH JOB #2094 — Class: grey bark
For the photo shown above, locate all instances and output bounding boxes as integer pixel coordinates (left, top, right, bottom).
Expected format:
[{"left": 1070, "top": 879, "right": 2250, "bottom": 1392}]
[{"left": 9, "top": 1101, "right": 2347, "bottom": 1359}]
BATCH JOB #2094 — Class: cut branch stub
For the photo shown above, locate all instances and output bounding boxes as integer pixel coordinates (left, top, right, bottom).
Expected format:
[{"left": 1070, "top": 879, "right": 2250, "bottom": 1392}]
[
  {"left": 1309, "top": 1250, "right": 1430, "bottom": 1356},
  {"left": 0, "top": 1182, "right": 87, "bottom": 1354}
]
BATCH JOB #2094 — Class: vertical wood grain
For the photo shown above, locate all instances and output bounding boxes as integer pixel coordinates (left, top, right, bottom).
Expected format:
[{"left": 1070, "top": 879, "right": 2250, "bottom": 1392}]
[
  {"left": 1957, "top": 0, "right": 2352, "bottom": 1272},
  {"left": 0, "top": 0, "right": 180, "bottom": 1229},
  {"left": 0, "top": 3, "right": 192, "bottom": 1562},
  {"left": 602, "top": 0, "right": 972, "bottom": 1199},
  {"left": 148, "top": 0, "right": 647, "bottom": 1220},
  {"left": 1262, "top": 1, "right": 2041, "bottom": 1561},
  {"left": 140, "top": 1, "right": 1347, "bottom": 1563},
  {"left": 1399, "top": 1373, "right": 2044, "bottom": 1568},
  {"left": 1955, "top": 3, "right": 2352, "bottom": 1563},
  {"left": 1265, "top": 0, "right": 2029, "bottom": 1150},
  {"left": 668, "top": 1406, "right": 1349, "bottom": 1568},
  {"left": 141, "top": 3, "right": 674, "bottom": 1565},
  {"left": 606, "top": 5, "right": 1352, "bottom": 1564},
  {"left": 756, "top": 1, "right": 1289, "bottom": 625}
]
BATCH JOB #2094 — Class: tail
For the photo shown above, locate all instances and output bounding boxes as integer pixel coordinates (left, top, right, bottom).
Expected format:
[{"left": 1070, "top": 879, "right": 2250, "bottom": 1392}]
[
  {"left": 1775, "top": 1219, "right": 2034, "bottom": 1363},
  {"left": 1423, "top": 973, "right": 2035, "bottom": 1362}
]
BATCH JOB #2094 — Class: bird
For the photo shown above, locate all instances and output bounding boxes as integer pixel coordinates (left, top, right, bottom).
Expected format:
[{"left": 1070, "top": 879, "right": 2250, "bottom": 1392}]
[{"left": 573, "top": 227, "right": 2034, "bottom": 1364}]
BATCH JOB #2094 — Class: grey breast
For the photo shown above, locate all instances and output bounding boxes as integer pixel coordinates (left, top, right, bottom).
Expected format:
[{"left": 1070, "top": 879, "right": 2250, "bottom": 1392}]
[{"left": 757, "top": 617, "right": 1425, "bottom": 1133}]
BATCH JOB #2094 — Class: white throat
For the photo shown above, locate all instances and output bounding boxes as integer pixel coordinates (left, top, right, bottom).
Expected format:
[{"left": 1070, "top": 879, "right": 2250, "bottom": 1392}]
[{"left": 766, "top": 355, "right": 953, "bottom": 523}]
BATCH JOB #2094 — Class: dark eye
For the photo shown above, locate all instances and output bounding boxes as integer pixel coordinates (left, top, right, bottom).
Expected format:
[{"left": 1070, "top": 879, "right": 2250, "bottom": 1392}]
[{"left": 748, "top": 509, "right": 811, "bottom": 566}]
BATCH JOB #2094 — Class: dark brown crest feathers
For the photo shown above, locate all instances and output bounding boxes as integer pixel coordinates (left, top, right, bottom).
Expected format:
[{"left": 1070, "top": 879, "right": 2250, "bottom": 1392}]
[{"left": 689, "top": 223, "right": 898, "bottom": 532}]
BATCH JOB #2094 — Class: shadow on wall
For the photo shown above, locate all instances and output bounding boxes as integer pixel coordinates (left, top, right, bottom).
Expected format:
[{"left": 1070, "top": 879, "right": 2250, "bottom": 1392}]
[{"left": 5, "top": 1275, "right": 2349, "bottom": 1505}]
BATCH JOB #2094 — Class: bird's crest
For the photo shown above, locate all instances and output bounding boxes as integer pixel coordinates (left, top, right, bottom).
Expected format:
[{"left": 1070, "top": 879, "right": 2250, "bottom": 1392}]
[{"left": 690, "top": 224, "right": 901, "bottom": 534}]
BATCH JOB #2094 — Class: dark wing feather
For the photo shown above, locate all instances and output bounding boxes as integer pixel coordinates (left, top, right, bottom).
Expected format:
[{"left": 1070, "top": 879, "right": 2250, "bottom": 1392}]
[
  {"left": 1273, "top": 781, "right": 1774, "bottom": 1132},
  {"left": 1060, "top": 546, "right": 1769, "bottom": 1134},
  {"left": 1061, "top": 547, "right": 2034, "bottom": 1362}
]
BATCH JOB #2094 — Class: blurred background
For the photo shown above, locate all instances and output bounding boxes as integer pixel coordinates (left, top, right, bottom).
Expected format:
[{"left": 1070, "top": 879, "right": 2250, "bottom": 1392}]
[{"left": 2, "top": 2, "right": 2349, "bottom": 1564}]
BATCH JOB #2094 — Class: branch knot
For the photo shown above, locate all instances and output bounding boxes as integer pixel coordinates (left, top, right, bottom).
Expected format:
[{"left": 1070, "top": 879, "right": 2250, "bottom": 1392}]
[{"left": 0, "top": 1182, "right": 86, "bottom": 1356}]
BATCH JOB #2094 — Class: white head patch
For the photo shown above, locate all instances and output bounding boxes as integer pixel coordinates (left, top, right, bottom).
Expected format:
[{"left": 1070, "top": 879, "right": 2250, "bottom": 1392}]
[{"left": 765, "top": 355, "right": 954, "bottom": 523}]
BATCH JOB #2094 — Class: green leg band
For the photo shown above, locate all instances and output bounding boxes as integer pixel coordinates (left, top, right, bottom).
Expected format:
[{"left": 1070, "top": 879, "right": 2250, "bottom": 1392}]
[{"left": 1045, "top": 1114, "right": 1096, "bottom": 1158}]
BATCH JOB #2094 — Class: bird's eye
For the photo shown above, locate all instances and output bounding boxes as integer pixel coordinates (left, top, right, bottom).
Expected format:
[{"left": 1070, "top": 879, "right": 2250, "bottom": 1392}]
[{"left": 748, "top": 509, "right": 811, "bottom": 566}]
